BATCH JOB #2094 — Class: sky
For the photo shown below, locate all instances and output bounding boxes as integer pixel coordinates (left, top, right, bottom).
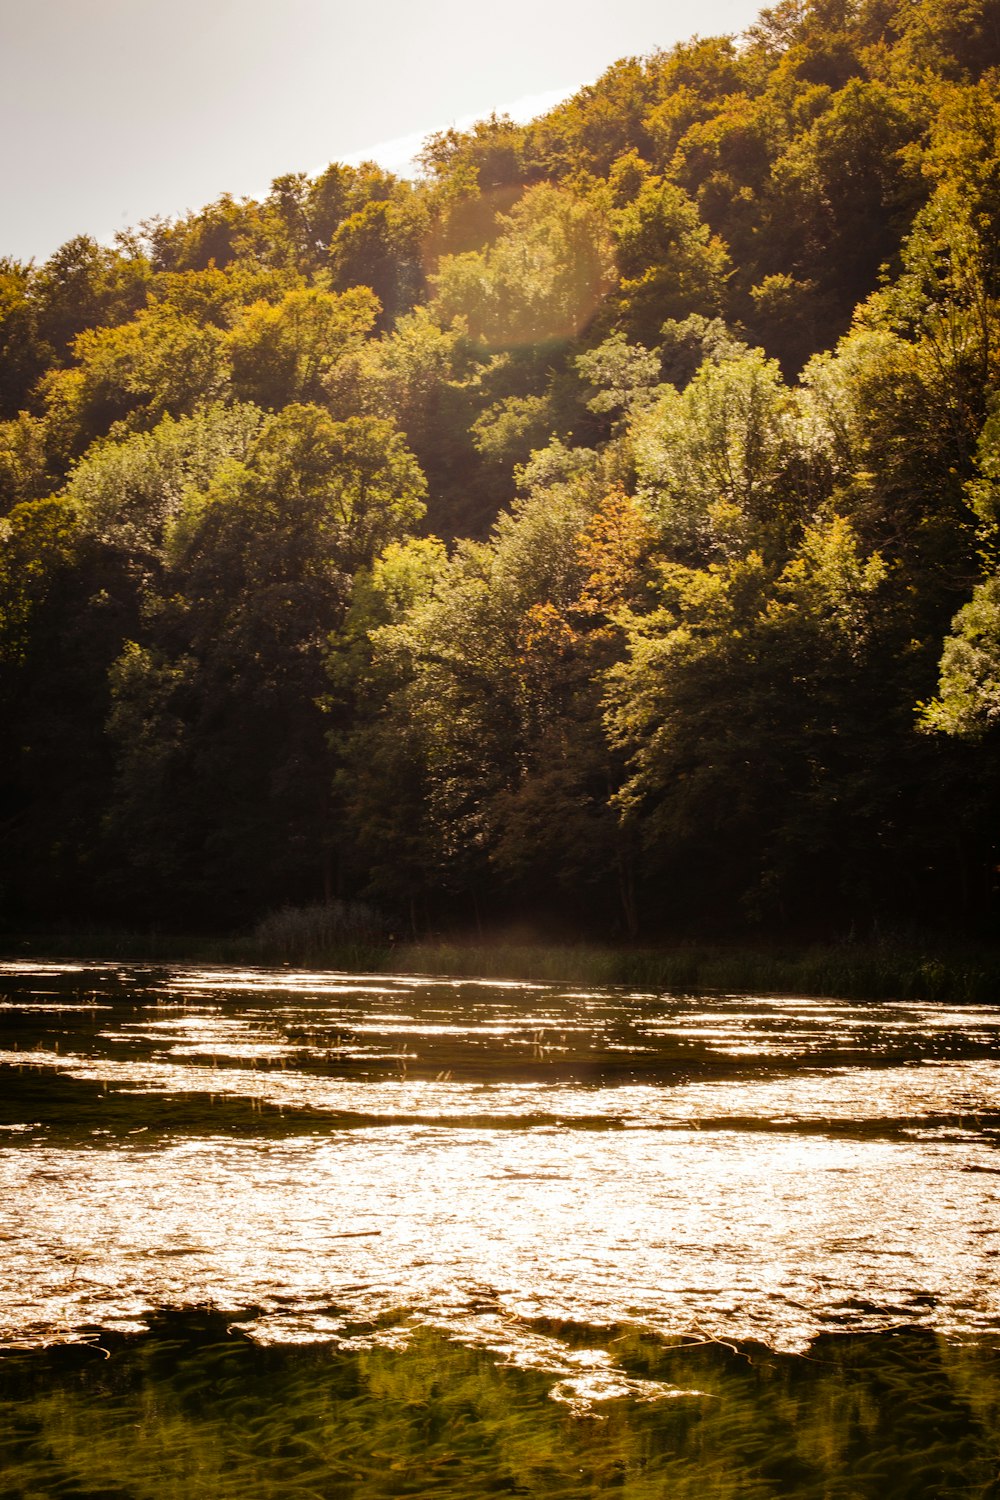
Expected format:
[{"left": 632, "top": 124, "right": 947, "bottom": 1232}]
[{"left": 0, "top": 0, "right": 765, "bottom": 265}]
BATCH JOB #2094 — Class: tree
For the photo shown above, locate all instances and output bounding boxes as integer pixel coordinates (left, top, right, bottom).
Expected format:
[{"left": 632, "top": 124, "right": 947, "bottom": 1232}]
[
  {"left": 0, "top": 414, "right": 57, "bottom": 514},
  {"left": 920, "top": 574, "right": 1000, "bottom": 738},
  {"left": 324, "top": 305, "right": 484, "bottom": 536},
  {"left": 899, "top": 0, "right": 1000, "bottom": 79},
  {"left": 30, "top": 234, "right": 150, "bottom": 361},
  {"left": 41, "top": 305, "right": 230, "bottom": 459},
  {"left": 0, "top": 496, "right": 132, "bottom": 923},
  {"left": 630, "top": 344, "right": 815, "bottom": 560},
  {"left": 142, "top": 194, "right": 269, "bottom": 273},
  {"left": 340, "top": 454, "right": 649, "bottom": 931},
  {"left": 0, "top": 261, "right": 43, "bottom": 419},
  {"left": 523, "top": 58, "right": 658, "bottom": 179},
  {"left": 761, "top": 78, "right": 921, "bottom": 340},
  {"left": 601, "top": 514, "right": 964, "bottom": 930},
  {"left": 329, "top": 191, "right": 429, "bottom": 329},
  {"left": 68, "top": 402, "right": 266, "bottom": 567},
  {"left": 430, "top": 185, "right": 616, "bottom": 351},
  {"left": 802, "top": 321, "right": 980, "bottom": 617},
  {"left": 325, "top": 537, "right": 449, "bottom": 921},
  {"left": 0, "top": 496, "right": 77, "bottom": 670},
  {"left": 610, "top": 176, "right": 730, "bottom": 344},
  {"left": 101, "top": 406, "right": 427, "bottom": 920},
  {"left": 574, "top": 331, "right": 661, "bottom": 420},
  {"left": 872, "top": 185, "right": 999, "bottom": 462},
  {"left": 227, "top": 285, "right": 379, "bottom": 408}
]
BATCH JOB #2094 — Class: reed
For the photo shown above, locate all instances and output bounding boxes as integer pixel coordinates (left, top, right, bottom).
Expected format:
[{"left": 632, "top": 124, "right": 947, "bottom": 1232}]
[
  {"left": 252, "top": 899, "right": 388, "bottom": 965},
  {"left": 387, "top": 938, "right": 1000, "bottom": 1003},
  {"left": 2, "top": 925, "right": 998, "bottom": 1004}
]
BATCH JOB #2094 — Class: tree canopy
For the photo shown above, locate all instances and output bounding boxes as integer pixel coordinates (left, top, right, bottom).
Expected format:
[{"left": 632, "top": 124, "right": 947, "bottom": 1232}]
[{"left": 2, "top": 0, "right": 999, "bottom": 939}]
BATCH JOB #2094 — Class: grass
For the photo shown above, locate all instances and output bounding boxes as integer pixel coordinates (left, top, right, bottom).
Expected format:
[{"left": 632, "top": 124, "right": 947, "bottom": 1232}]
[
  {"left": 386, "top": 937, "right": 1000, "bottom": 1003},
  {"left": 1, "top": 920, "right": 999, "bottom": 1003}
]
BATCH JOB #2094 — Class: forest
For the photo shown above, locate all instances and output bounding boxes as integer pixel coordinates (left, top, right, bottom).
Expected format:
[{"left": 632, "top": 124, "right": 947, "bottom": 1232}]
[{"left": 2, "top": 0, "right": 1000, "bottom": 944}]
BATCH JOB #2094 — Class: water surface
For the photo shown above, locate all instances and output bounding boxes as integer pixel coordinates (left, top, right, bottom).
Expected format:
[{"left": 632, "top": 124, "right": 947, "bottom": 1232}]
[{"left": 2, "top": 959, "right": 998, "bottom": 1390}]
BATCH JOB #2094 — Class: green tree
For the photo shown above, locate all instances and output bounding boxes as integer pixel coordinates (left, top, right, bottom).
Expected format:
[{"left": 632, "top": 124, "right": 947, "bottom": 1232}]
[
  {"left": 899, "top": 0, "right": 1000, "bottom": 79},
  {"left": 430, "top": 185, "right": 616, "bottom": 351},
  {"left": 574, "top": 330, "right": 662, "bottom": 421},
  {"left": 102, "top": 406, "right": 427, "bottom": 918},
  {"left": 343, "top": 456, "right": 645, "bottom": 930},
  {"left": 630, "top": 344, "right": 815, "bottom": 560},
  {"left": 803, "top": 322, "right": 980, "bottom": 619},
  {"left": 0, "top": 413, "right": 58, "bottom": 514},
  {"left": 610, "top": 176, "right": 730, "bottom": 343},
  {"left": 325, "top": 537, "right": 449, "bottom": 922},
  {"left": 329, "top": 191, "right": 429, "bottom": 329},
  {"left": 30, "top": 234, "right": 151, "bottom": 361},
  {"left": 227, "top": 285, "right": 379, "bottom": 408},
  {"left": 147, "top": 262, "right": 302, "bottom": 328},
  {"left": 0, "top": 496, "right": 77, "bottom": 669},
  {"left": 602, "top": 514, "right": 962, "bottom": 929},
  {"left": 871, "top": 184, "right": 999, "bottom": 462},
  {"left": 0, "top": 497, "right": 133, "bottom": 923},
  {"left": 68, "top": 402, "right": 266, "bottom": 567},
  {"left": 142, "top": 194, "right": 270, "bottom": 273},
  {"left": 324, "top": 305, "right": 484, "bottom": 536},
  {"left": 523, "top": 58, "right": 658, "bottom": 179},
  {"left": 0, "top": 261, "right": 43, "bottom": 419},
  {"left": 761, "top": 78, "right": 921, "bottom": 341},
  {"left": 920, "top": 574, "right": 1000, "bottom": 738},
  {"left": 41, "top": 305, "right": 230, "bottom": 459}
]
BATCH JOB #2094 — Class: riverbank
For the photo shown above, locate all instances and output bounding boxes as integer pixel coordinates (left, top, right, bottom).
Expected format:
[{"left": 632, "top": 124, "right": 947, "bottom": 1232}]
[{"left": 2, "top": 927, "right": 999, "bottom": 1003}]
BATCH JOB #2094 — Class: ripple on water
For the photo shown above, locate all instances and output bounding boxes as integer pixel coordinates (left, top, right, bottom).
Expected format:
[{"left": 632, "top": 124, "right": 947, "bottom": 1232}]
[{"left": 0, "top": 963, "right": 999, "bottom": 1373}]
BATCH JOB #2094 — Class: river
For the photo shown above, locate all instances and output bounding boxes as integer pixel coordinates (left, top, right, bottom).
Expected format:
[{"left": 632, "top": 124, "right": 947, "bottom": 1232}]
[{"left": 1, "top": 958, "right": 999, "bottom": 1495}]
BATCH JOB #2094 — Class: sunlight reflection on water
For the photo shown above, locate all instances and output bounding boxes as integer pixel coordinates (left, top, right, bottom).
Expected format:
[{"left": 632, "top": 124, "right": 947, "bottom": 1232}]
[{"left": 0, "top": 961, "right": 998, "bottom": 1373}]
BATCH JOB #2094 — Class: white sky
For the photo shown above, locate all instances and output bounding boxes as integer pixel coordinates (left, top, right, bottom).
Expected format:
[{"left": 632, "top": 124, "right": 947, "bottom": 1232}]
[{"left": 0, "top": 0, "right": 764, "bottom": 265}]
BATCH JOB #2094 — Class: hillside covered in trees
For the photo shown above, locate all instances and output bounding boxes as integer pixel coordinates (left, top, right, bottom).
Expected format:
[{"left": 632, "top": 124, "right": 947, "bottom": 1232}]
[{"left": 2, "top": 0, "right": 1000, "bottom": 942}]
